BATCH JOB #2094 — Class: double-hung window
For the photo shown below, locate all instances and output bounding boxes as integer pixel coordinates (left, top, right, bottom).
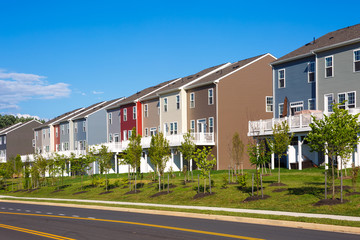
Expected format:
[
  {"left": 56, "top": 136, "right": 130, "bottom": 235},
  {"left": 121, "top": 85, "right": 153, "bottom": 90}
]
[
  {"left": 144, "top": 104, "right": 148, "bottom": 117},
  {"left": 83, "top": 121, "right": 86, "bottom": 132},
  {"left": 109, "top": 113, "right": 112, "bottom": 124},
  {"left": 74, "top": 122, "right": 78, "bottom": 133},
  {"left": 279, "top": 103, "right": 284, "bottom": 117},
  {"left": 170, "top": 123, "right": 174, "bottom": 135},
  {"left": 325, "top": 56, "right": 333, "bottom": 77},
  {"left": 190, "top": 93, "right": 195, "bottom": 108},
  {"left": 133, "top": 106, "right": 136, "bottom": 119},
  {"left": 208, "top": 89, "right": 214, "bottom": 105},
  {"left": 278, "top": 69, "right": 285, "bottom": 88},
  {"left": 209, "top": 117, "right": 214, "bottom": 133},
  {"left": 43, "top": 129, "right": 45, "bottom": 139},
  {"left": 308, "top": 62, "right": 315, "bottom": 82},
  {"left": 174, "top": 122, "right": 178, "bottom": 134},
  {"left": 123, "top": 109, "right": 127, "bottom": 121},
  {"left": 354, "top": 50, "right": 360, "bottom": 72},
  {"left": 308, "top": 99, "right": 315, "bottom": 110},
  {"left": 145, "top": 128, "right": 148, "bottom": 137},
  {"left": 176, "top": 95, "right": 180, "bottom": 109},
  {"left": 338, "top": 91, "right": 356, "bottom": 109},
  {"left": 61, "top": 125, "right": 64, "bottom": 135},
  {"left": 266, "top": 96, "right": 273, "bottom": 112},
  {"left": 164, "top": 98, "right": 168, "bottom": 112},
  {"left": 190, "top": 120, "right": 195, "bottom": 133}
]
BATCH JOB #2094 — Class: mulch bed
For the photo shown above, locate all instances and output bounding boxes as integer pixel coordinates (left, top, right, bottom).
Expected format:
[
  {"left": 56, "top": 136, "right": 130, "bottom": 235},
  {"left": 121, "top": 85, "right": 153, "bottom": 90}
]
[
  {"left": 346, "top": 192, "right": 360, "bottom": 196},
  {"left": 182, "top": 186, "right": 190, "bottom": 188},
  {"left": 228, "top": 182, "right": 238, "bottom": 185},
  {"left": 51, "top": 189, "right": 64, "bottom": 194},
  {"left": 243, "top": 195, "right": 270, "bottom": 202},
  {"left": 72, "top": 191, "right": 88, "bottom": 195},
  {"left": 124, "top": 190, "right": 141, "bottom": 195},
  {"left": 193, "top": 192, "right": 215, "bottom": 200},
  {"left": 150, "top": 191, "right": 173, "bottom": 198},
  {"left": 269, "top": 183, "right": 287, "bottom": 187},
  {"left": 313, "top": 198, "right": 348, "bottom": 206},
  {"left": 99, "top": 191, "right": 113, "bottom": 195},
  {"left": 12, "top": 189, "right": 26, "bottom": 193},
  {"left": 27, "top": 188, "right": 39, "bottom": 193},
  {"left": 272, "top": 188, "right": 288, "bottom": 193}
]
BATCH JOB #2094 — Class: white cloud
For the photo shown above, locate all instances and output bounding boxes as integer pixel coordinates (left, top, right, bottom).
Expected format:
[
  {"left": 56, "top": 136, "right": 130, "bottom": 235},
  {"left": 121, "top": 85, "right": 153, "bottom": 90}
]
[
  {"left": 15, "top": 113, "right": 40, "bottom": 120},
  {"left": 0, "top": 69, "right": 71, "bottom": 110},
  {"left": 92, "top": 90, "right": 104, "bottom": 95}
]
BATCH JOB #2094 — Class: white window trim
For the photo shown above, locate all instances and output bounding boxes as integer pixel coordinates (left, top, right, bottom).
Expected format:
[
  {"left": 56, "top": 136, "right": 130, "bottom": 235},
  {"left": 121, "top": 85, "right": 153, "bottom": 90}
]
[
  {"left": 190, "top": 93, "right": 195, "bottom": 108},
  {"left": 354, "top": 49, "right": 360, "bottom": 72},
  {"left": 145, "top": 128, "right": 148, "bottom": 137},
  {"left": 325, "top": 55, "right": 334, "bottom": 78},
  {"left": 265, "top": 96, "right": 273, "bottom": 112},
  {"left": 308, "top": 61, "right": 315, "bottom": 83},
  {"left": 208, "top": 117, "right": 214, "bottom": 133},
  {"left": 109, "top": 113, "right": 112, "bottom": 125},
  {"left": 176, "top": 95, "right": 180, "bottom": 110},
  {"left": 308, "top": 98, "right": 315, "bottom": 110},
  {"left": 123, "top": 108, "right": 127, "bottom": 121},
  {"left": 278, "top": 69, "right": 285, "bottom": 88},
  {"left": 324, "top": 93, "right": 334, "bottom": 113},
  {"left": 133, "top": 106, "right": 137, "bottom": 120},
  {"left": 208, "top": 88, "right": 214, "bottom": 105},
  {"left": 74, "top": 122, "right": 78, "bottom": 133},
  {"left": 338, "top": 91, "right": 356, "bottom": 109},
  {"left": 83, "top": 121, "right": 86, "bottom": 132},
  {"left": 190, "top": 120, "right": 195, "bottom": 133},
  {"left": 278, "top": 103, "right": 284, "bottom": 117},
  {"left": 164, "top": 98, "right": 168, "bottom": 112},
  {"left": 173, "top": 121, "right": 178, "bottom": 135}
]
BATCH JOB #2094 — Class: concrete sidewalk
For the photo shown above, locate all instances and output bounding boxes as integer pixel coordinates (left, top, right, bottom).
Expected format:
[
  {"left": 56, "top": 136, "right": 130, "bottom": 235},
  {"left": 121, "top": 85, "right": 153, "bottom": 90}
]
[{"left": 1, "top": 195, "right": 359, "bottom": 222}]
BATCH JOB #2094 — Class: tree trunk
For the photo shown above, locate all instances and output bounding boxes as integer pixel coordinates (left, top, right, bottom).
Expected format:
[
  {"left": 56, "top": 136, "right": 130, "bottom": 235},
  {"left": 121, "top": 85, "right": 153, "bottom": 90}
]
[
  {"left": 278, "top": 156, "right": 281, "bottom": 183},
  {"left": 331, "top": 155, "right": 335, "bottom": 200}
]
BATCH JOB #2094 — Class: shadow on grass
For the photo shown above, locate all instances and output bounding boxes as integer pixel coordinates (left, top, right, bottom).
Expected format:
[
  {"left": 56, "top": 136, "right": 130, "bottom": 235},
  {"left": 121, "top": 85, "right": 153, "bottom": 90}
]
[
  {"left": 263, "top": 180, "right": 276, "bottom": 184},
  {"left": 287, "top": 187, "right": 324, "bottom": 198},
  {"left": 304, "top": 182, "right": 324, "bottom": 186}
]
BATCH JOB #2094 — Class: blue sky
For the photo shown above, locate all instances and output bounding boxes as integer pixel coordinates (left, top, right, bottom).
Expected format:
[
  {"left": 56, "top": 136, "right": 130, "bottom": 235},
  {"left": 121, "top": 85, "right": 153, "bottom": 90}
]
[{"left": 0, "top": 0, "right": 358, "bottom": 120}]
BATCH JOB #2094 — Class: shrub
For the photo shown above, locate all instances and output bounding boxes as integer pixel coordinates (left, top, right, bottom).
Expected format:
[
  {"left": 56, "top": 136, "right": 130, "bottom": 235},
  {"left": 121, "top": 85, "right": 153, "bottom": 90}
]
[{"left": 237, "top": 173, "right": 248, "bottom": 189}]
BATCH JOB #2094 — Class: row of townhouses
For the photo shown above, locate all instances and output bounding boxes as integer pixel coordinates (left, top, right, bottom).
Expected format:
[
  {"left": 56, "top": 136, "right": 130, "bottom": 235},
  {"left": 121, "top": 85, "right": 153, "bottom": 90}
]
[
  {"left": 1, "top": 24, "right": 359, "bottom": 173},
  {"left": 248, "top": 24, "right": 360, "bottom": 170}
]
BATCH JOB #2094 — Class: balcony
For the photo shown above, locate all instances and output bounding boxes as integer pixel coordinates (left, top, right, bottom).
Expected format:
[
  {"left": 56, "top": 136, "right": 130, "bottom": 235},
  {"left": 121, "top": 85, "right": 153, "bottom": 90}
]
[
  {"left": 20, "top": 150, "right": 87, "bottom": 162},
  {"left": 248, "top": 108, "right": 360, "bottom": 137},
  {"left": 95, "top": 132, "right": 215, "bottom": 152}
]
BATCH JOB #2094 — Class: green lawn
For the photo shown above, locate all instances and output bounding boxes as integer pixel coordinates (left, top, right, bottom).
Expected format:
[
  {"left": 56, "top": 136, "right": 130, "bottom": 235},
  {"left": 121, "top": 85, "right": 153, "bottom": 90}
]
[{"left": 1, "top": 167, "right": 360, "bottom": 227}]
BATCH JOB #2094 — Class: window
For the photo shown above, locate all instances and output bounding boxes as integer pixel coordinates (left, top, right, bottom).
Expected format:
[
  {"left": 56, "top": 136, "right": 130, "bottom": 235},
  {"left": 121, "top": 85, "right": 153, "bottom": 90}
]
[
  {"left": 109, "top": 133, "right": 113, "bottom": 142},
  {"left": 266, "top": 96, "right": 273, "bottom": 112},
  {"left": 290, "top": 101, "right": 304, "bottom": 115},
  {"left": 61, "top": 125, "right": 64, "bottom": 135},
  {"left": 325, "top": 94, "right": 334, "bottom": 112},
  {"left": 157, "top": 101, "right": 160, "bottom": 115},
  {"left": 144, "top": 104, "right": 148, "bottom": 117},
  {"left": 123, "top": 108, "right": 127, "bottom": 121},
  {"left": 36, "top": 132, "right": 38, "bottom": 140},
  {"left": 3, "top": 136, "right": 5, "bottom": 144},
  {"left": 209, "top": 117, "right": 214, "bottom": 133},
  {"left": 74, "top": 122, "right": 78, "bottom": 133},
  {"left": 208, "top": 89, "right": 214, "bottom": 105},
  {"left": 133, "top": 106, "right": 136, "bottom": 119},
  {"left": 55, "top": 128, "right": 58, "bottom": 137},
  {"left": 0, "top": 137, "right": 2, "bottom": 145},
  {"left": 114, "top": 134, "right": 119, "bottom": 142},
  {"left": 43, "top": 129, "right": 45, "bottom": 139},
  {"left": 190, "top": 120, "right": 195, "bottom": 133},
  {"left": 278, "top": 69, "right": 285, "bottom": 88},
  {"left": 150, "top": 127, "right": 157, "bottom": 136},
  {"left": 279, "top": 103, "right": 284, "bottom": 117},
  {"left": 325, "top": 56, "right": 333, "bottom": 77},
  {"left": 46, "top": 146, "right": 49, "bottom": 152},
  {"left": 170, "top": 123, "right": 174, "bottom": 135},
  {"left": 174, "top": 122, "right": 178, "bottom": 134},
  {"left": 128, "top": 130, "right": 132, "bottom": 139},
  {"left": 164, "top": 98, "right": 168, "bottom": 112},
  {"left": 75, "top": 141, "right": 78, "bottom": 150},
  {"left": 354, "top": 50, "right": 360, "bottom": 72},
  {"left": 164, "top": 123, "right": 169, "bottom": 134},
  {"left": 48, "top": 129, "right": 50, "bottom": 138},
  {"left": 83, "top": 121, "right": 86, "bottom": 132},
  {"left": 338, "top": 91, "right": 356, "bottom": 109},
  {"left": 308, "top": 62, "right": 315, "bottom": 82},
  {"left": 67, "top": 125, "right": 69, "bottom": 134},
  {"left": 190, "top": 93, "right": 195, "bottom": 108},
  {"left": 176, "top": 95, "right": 180, "bottom": 109},
  {"left": 123, "top": 130, "right": 127, "bottom": 141},
  {"left": 308, "top": 99, "right": 315, "bottom": 110},
  {"left": 145, "top": 128, "right": 148, "bottom": 137},
  {"left": 109, "top": 113, "right": 112, "bottom": 125}
]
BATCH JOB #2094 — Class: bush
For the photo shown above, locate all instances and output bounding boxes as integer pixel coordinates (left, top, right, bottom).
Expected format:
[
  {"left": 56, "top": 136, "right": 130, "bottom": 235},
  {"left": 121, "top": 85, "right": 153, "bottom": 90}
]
[
  {"left": 221, "top": 175, "right": 228, "bottom": 189},
  {"left": 237, "top": 173, "right": 248, "bottom": 189},
  {"left": 193, "top": 184, "right": 210, "bottom": 193}
]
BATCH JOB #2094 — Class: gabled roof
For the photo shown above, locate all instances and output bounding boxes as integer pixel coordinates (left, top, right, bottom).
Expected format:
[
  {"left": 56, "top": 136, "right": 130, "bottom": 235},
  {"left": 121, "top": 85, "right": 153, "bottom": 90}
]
[
  {"left": 1, "top": 120, "right": 42, "bottom": 135},
  {"left": 184, "top": 54, "right": 275, "bottom": 89},
  {"left": 72, "top": 98, "right": 124, "bottom": 120},
  {"left": 156, "top": 63, "right": 229, "bottom": 95},
  {"left": 273, "top": 24, "right": 360, "bottom": 65},
  {"left": 34, "top": 108, "right": 84, "bottom": 130},
  {"left": 0, "top": 122, "right": 23, "bottom": 135}
]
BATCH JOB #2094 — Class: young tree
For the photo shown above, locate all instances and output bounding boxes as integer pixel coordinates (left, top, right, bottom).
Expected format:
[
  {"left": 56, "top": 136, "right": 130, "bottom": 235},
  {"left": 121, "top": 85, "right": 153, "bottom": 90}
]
[
  {"left": 53, "top": 153, "right": 68, "bottom": 186},
  {"left": 70, "top": 154, "right": 93, "bottom": 190},
  {"left": 148, "top": 132, "right": 170, "bottom": 192},
  {"left": 193, "top": 147, "right": 216, "bottom": 193},
  {"left": 267, "top": 121, "right": 293, "bottom": 184},
  {"left": 248, "top": 139, "right": 270, "bottom": 196},
  {"left": 306, "top": 103, "right": 360, "bottom": 200},
  {"left": 231, "top": 132, "right": 244, "bottom": 175},
  {"left": 34, "top": 154, "right": 48, "bottom": 186},
  {"left": 178, "top": 132, "right": 196, "bottom": 182},
  {"left": 93, "top": 145, "right": 113, "bottom": 191}
]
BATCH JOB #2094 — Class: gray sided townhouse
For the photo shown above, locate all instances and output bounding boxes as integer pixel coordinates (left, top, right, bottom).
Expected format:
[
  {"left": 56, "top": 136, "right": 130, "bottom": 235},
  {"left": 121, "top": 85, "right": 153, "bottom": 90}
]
[
  {"left": 0, "top": 120, "right": 42, "bottom": 162},
  {"left": 249, "top": 24, "right": 360, "bottom": 170}
]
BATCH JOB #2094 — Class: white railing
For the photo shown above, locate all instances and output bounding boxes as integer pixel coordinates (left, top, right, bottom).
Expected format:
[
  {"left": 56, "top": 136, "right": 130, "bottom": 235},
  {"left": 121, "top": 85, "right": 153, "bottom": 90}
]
[
  {"left": 0, "top": 156, "right": 6, "bottom": 163},
  {"left": 20, "top": 150, "right": 87, "bottom": 162}
]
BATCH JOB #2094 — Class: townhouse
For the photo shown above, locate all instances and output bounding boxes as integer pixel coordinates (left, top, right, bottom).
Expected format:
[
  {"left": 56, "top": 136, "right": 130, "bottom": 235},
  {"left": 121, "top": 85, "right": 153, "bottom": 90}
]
[
  {"left": 0, "top": 120, "right": 42, "bottom": 162},
  {"left": 249, "top": 24, "right": 360, "bottom": 170}
]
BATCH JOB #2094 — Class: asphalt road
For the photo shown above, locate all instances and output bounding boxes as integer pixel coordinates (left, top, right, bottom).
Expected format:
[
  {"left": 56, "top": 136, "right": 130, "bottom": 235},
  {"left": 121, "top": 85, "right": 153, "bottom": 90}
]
[{"left": 0, "top": 201, "right": 358, "bottom": 240}]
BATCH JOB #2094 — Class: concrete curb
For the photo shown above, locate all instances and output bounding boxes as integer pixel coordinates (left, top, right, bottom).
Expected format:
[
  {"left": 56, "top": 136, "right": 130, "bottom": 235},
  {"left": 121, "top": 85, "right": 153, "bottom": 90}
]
[{"left": 0, "top": 196, "right": 359, "bottom": 235}]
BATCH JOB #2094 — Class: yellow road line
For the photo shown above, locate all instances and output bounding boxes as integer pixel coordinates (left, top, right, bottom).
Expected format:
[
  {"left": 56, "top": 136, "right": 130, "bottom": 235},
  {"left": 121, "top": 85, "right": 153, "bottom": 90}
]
[
  {"left": 0, "top": 211, "right": 264, "bottom": 240},
  {"left": 0, "top": 223, "right": 76, "bottom": 240}
]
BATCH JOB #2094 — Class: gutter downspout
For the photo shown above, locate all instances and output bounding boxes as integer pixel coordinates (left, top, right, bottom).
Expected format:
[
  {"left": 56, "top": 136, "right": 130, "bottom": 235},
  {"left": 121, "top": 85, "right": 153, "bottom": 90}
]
[{"left": 215, "top": 81, "right": 219, "bottom": 170}]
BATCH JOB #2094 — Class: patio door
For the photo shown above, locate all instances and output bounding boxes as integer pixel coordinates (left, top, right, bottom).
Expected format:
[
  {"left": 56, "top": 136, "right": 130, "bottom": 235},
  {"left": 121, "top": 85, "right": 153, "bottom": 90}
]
[
  {"left": 197, "top": 119, "right": 206, "bottom": 141},
  {"left": 324, "top": 94, "right": 333, "bottom": 113}
]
